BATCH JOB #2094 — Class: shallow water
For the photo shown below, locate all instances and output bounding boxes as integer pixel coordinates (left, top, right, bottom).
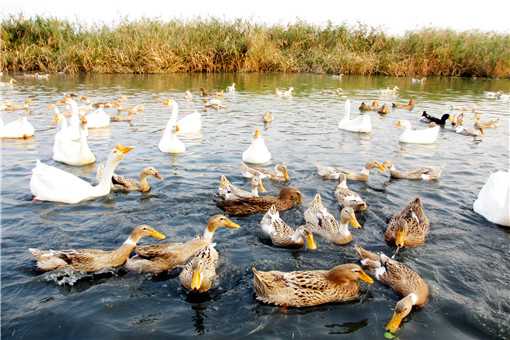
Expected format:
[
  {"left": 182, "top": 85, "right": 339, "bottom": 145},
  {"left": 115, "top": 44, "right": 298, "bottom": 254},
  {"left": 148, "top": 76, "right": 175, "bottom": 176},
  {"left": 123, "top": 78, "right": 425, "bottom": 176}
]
[{"left": 1, "top": 73, "right": 509, "bottom": 340}]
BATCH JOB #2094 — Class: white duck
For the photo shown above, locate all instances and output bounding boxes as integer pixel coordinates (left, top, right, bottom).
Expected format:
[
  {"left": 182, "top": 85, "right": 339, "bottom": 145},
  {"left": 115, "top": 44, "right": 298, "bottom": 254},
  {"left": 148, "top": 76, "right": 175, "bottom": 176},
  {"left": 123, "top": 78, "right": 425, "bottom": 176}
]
[
  {"left": 395, "top": 120, "right": 439, "bottom": 144},
  {"left": 30, "top": 144, "right": 133, "bottom": 204},
  {"left": 227, "top": 83, "right": 236, "bottom": 93},
  {"left": 164, "top": 99, "right": 201, "bottom": 134},
  {"left": 159, "top": 123, "right": 185, "bottom": 154},
  {"left": 86, "top": 104, "right": 110, "bottom": 129},
  {"left": 242, "top": 129, "right": 271, "bottom": 164},
  {"left": 0, "top": 116, "right": 35, "bottom": 138},
  {"left": 52, "top": 115, "right": 95, "bottom": 166},
  {"left": 276, "top": 87, "right": 293, "bottom": 97},
  {"left": 65, "top": 98, "right": 83, "bottom": 140},
  {"left": 338, "top": 100, "right": 372, "bottom": 133},
  {"left": 473, "top": 171, "right": 510, "bottom": 227}
]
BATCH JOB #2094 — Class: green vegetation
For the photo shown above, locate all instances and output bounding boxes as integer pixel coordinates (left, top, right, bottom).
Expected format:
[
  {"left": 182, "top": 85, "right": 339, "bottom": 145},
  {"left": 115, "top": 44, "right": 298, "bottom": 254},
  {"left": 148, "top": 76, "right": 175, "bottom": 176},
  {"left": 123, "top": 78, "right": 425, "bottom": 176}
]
[{"left": 1, "top": 16, "right": 509, "bottom": 77}]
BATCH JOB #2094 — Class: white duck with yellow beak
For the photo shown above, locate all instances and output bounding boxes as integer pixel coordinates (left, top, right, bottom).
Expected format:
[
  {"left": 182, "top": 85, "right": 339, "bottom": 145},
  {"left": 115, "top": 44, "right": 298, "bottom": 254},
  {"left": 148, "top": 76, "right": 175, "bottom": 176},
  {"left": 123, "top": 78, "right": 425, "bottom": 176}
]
[
  {"left": 159, "top": 124, "right": 185, "bottom": 154},
  {"left": 395, "top": 120, "right": 439, "bottom": 144},
  {"left": 30, "top": 144, "right": 133, "bottom": 204},
  {"left": 52, "top": 115, "right": 96, "bottom": 166},
  {"left": 338, "top": 99, "right": 372, "bottom": 133},
  {"left": 0, "top": 116, "right": 35, "bottom": 139},
  {"left": 242, "top": 129, "right": 271, "bottom": 164},
  {"left": 164, "top": 99, "right": 201, "bottom": 134}
]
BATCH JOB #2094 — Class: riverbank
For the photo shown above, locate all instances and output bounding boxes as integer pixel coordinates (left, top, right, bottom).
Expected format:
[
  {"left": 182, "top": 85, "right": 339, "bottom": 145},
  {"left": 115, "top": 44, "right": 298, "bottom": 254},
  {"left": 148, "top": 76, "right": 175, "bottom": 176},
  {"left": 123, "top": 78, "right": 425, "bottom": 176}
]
[{"left": 1, "top": 16, "right": 509, "bottom": 77}]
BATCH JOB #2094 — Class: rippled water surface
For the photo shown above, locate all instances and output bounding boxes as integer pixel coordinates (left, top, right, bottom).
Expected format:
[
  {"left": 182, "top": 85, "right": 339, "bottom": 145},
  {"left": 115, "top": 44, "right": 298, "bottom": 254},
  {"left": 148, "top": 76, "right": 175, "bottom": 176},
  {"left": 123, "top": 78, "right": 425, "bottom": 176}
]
[{"left": 1, "top": 74, "right": 510, "bottom": 339}]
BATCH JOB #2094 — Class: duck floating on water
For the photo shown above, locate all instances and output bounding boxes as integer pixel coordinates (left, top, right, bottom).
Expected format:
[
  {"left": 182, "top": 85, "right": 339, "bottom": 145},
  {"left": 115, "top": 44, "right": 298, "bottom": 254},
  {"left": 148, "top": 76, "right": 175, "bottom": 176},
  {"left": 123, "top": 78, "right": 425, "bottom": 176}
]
[
  {"left": 392, "top": 98, "right": 416, "bottom": 110},
  {"left": 159, "top": 124, "right": 185, "bottom": 154},
  {"left": 317, "top": 161, "right": 384, "bottom": 182},
  {"left": 382, "top": 161, "right": 441, "bottom": 181},
  {"left": 109, "top": 166, "right": 163, "bottom": 192},
  {"left": 420, "top": 111, "right": 451, "bottom": 125},
  {"left": 242, "top": 129, "right": 271, "bottom": 164},
  {"left": 473, "top": 171, "right": 510, "bottom": 227},
  {"left": 334, "top": 174, "right": 368, "bottom": 212},
  {"left": 240, "top": 163, "right": 290, "bottom": 182},
  {"left": 217, "top": 175, "right": 266, "bottom": 201},
  {"left": 395, "top": 120, "right": 439, "bottom": 144},
  {"left": 0, "top": 116, "right": 34, "bottom": 139},
  {"left": 385, "top": 197, "right": 430, "bottom": 249},
  {"left": 179, "top": 243, "right": 219, "bottom": 293},
  {"left": 52, "top": 115, "right": 95, "bottom": 166},
  {"left": 338, "top": 99, "right": 372, "bottom": 133}
]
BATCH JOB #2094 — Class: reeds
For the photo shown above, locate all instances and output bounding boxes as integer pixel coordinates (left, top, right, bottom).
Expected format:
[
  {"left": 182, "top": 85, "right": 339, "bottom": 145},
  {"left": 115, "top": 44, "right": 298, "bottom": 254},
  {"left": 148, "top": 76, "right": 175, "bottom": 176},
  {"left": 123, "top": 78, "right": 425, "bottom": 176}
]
[{"left": 1, "top": 16, "right": 509, "bottom": 77}]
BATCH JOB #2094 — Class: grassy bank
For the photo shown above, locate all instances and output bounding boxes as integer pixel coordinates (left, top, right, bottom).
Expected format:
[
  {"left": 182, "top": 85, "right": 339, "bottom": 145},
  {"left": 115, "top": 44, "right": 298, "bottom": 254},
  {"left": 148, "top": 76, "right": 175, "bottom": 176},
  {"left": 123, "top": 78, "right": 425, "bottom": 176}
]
[{"left": 1, "top": 16, "right": 509, "bottom": 77}]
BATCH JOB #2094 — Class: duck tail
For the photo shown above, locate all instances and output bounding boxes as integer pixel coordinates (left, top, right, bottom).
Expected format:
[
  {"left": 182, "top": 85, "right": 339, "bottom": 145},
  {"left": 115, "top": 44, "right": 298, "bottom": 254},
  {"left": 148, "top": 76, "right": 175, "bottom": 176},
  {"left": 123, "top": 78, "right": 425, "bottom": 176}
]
[
  {"left": 28, "top": 248, "right": 43, "bottom": 258},
  {"left": 354, "top": 245, "right": 379, "bottom": 262}
]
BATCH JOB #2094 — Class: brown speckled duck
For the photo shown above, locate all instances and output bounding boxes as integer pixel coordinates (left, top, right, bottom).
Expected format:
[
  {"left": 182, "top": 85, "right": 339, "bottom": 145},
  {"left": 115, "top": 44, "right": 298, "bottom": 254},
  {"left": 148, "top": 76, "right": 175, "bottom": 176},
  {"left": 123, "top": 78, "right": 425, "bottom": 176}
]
[
  {"left": 316, "top": 161, "right": 385, "bottom": 182},
  {"left": 385, "top": 197, "right": 430, "bottom": 248},
  {"left": 355, "top": 245, "right": 429, "bottom": 334},
  {"left": 383, "top": 161, "right": 441, "bottom": 181},
  {"left": 392, "top": 98, "right": 416, "bottom": 111},
  {"left": 179, "top": 243, "right": 219, "bottom": 293},
  {"left": 111, "top": 167, "right": 163, "bottom": 192},
  {"left": 335, "top": 174, "right": 368, "bottom": 212},
  {"left": 29, "top": 225, "right": 166, "bottom": 273},
  {"left": 252, "top": 263, "right": 373, "bottom": 307},
  {"left": 241, "top": 163, "right": 290, "bottom": 182}
]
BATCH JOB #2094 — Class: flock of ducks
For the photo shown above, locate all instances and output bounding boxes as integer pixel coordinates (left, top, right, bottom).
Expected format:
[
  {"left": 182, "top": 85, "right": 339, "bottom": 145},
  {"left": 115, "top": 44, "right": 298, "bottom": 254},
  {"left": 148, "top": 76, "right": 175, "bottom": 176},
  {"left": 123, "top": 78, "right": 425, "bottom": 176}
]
[{"left": 1, "top": 75, "right": 509, "bottom": 336}]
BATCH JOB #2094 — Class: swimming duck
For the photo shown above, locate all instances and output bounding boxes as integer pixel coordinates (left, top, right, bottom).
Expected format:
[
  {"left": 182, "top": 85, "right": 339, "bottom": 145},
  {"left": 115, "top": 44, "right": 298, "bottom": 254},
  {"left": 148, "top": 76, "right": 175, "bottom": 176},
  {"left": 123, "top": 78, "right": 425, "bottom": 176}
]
[
  {"left": 125, "top": 215, "right": 240, "bottom": 274},
  {"left": 420, "top": 111, "right": 450, "bottom": 125},
  {"left": 358, "top": 102, "right": 371, "bottom": 112},
  {"left": 395, "top": 120, "right": 439, "bottom": 144},
  {"left": 111, "top": 167, "right": 163, "bottom": 192},
  {"left": 316, "top": 161, "right": 385, "bottom": 182},
  {"left": 3, "top": 98, "right": 32, "bottom": 111},
  {"left": 86, "top": 104, "right": 111, "bottom": 128},
  {"left": 163, "top": 99, "right": 202, "bottom": 134},
  {"left": 240, "top": 163, "right": 290, "bottom": 182},
  {"left": 217, "top": 187, "right": 302, "bottom": 216},
  {"left": 338, "top": 99, "right": 372, "bottom": 133},
  {"left": 392, "top": 98, "right": 416, "bottom": 110},
  {"left": 0, "top": 116, "right": 35, "bottom": 139},
  {"left": 335, "top": 174, "right": 368, "bottom": 212},
  {"left": 199, "top": 88, "right": 209, "bottom": 97},
  {"left": 204, "top": 98, "right": 225, "bottom": 109},
  {"left": 377, "top": 104, "right": 390, "bottom": 115},
  {"left": 473, "top": 171, "right": 510, "bottom": 227},
  {"left": 184, "top": 90, "right": 193, "bottom": 100},
  {"left": 369, "top": 100, "right": 380, "bottom": 110},
  {"left": 474, "top": 113, "right": 499, "bottom": 130},
  {"left": 260, "top": 205, "right": 317, "bottom": 249},
  {"left": 217, "top": 175, "right": 266, "bottom": 201},
  {"left": 52, "top": 115, "right": 95, "bottom": 166},
  {"left": 242, "top": 129, "right": 271, "bottom": 164},
  {"left": 29, "top": 225, "right": 166, "bottom": 273},
  {"left": 226, "top": 83, "right": 236, "bottom": 93},
  {"left": 304, "top": 193, "right": 361, "bottom": 245},
  {"left": 263, "top": 112, "right": 273, "bottom": 124},
  {"left": 379, "top": 86, "right": 399, "bottom": 95},
  {"left": 31, "top": 144, "right": 133, "bottom": 204},
  {"left": 111, "top": 111, "right": 136, "bottom": 123},
  {"left": 0, "top": 78, "right": 16, "bottom": 87},
  {"left": 355, "top": 246, "right": 429, "bottom": 334},
  {"left": 382, "top": 161, "right": 441, "bottom": 181},
  {"left": 179, "top": 243, "right": 219, "bottom": 293},
  {"left": 384, "top": 197, "right": 430, "bottom": 248},
  {"left": 455, "top": 125, "right": 484, "bottom": 137},
  {"left": 276, "top": 87, "right": 293, "bottom": 97},
  {"left": 411, "top": 77, "right": 426, "bottom": 84},
  {"left": 159, "top": 124, "right": 186, "bottom": 154},
  {"left": 252, "top": 263, "right": 373, "bottom": 307}
]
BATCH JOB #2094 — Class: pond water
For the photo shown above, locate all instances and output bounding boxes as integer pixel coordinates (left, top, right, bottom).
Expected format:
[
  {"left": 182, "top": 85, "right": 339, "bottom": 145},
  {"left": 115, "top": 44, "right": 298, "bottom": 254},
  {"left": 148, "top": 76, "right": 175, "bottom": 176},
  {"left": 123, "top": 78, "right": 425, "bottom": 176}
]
[{"left": 1, "top": 74, "right": 509, "bottom": 339}]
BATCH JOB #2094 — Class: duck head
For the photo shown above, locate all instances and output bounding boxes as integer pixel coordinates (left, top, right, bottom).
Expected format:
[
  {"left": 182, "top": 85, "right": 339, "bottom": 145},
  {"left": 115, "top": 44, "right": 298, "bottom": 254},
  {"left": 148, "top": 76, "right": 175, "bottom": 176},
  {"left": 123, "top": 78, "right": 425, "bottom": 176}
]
[
  {"left": 275, "top": 164, "right": 290, "bottom": 181},
  {"left": 142, "top": 167, "right": 163, "bottom": 180},
  {"left": 207, "top": 215, "right": 241, "bottom": 233},
  {"left": 339, "top": 207, "right": 361, "bottom": 228},
  {"left": 130, "top": 224, "right": 167, "bottom": 242},
  {"left": 386, "top": 293, "right": 418, "bottom": 333},
  {"left": 326, "top": 264, "right": 374, "bottom": 285},
  {"left": 251, "top": 175, "right": 266, "bottom": 193},
  {"left": 295, "top": 226, "right": 318, "bottom": 250},
  {"left": 279, "top": 187, "right": 302, "bottom": 206},
  {"left": 111, "top": 144, "right": 135, "bottom": 162},
  {"left": 395, "top": 219, "right": 409, "bottom": 248}
]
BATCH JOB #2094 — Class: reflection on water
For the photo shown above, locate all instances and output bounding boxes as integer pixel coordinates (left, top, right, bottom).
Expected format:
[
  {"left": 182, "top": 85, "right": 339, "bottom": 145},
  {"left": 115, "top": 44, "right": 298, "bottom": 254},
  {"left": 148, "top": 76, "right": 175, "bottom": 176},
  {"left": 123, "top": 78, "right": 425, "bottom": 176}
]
[{"left": 1, "top": 74, "right": 509, "bottom": 339}]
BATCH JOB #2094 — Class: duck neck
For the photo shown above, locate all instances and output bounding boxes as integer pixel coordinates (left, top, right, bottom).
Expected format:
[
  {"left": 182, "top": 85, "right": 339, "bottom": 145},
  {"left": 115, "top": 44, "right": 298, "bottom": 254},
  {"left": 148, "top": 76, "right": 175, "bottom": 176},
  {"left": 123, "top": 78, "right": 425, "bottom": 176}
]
[
  {"left": 344, "top": 100, "right": 351, "bottom": 119},
  {"left": 110, "top": 232, "right": 142, "bottom": 266},
  {"left": 170, "top": 102, "right": 179, "bottom": 120},
  {"left": 203, "top": 225, "right": 216, "bottom": 242},
  {"left": 92, "top": 154, "right": 120, "bottom": 197},
  {"left": 338, "top": 221, "right": 352, "bottom": 236},
  {"left": 139, "top": 172, "right": 150, "bottom": 192}
]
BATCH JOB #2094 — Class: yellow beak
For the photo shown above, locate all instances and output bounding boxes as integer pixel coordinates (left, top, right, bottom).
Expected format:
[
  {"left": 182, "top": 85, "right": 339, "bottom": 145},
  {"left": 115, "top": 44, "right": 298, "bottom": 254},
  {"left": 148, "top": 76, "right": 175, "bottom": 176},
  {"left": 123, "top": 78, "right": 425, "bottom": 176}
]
[
  {"left": 283, "top": 169, "right": 290, "bottom": 181},
  {"left": 395, "top": 229, "right": 406, "bottom": 248},
  {"left": 149, "top": 229, "right": 167, "bottom": 240},
  {"left": 254, "top": 129, "right": 261, "bottom": 138},
  {"left": 52, "top": 114, "right": 60, "bottom": 124},
  {"left": 224, "top": 219, "right": 241, "bottom": 229},
  {"left": 305, "top": 232, "right": 317, "bottom": 250},
  {"left": 385, "top": 311, "right": 405, "bottom": 334},
  {"left": 350, "top": 214, "right": 362, "bottom": 228},
  {"left": 377, "top": 163, "right": 386, "bottom": 172},
  {"left": 191, "top": 269, "right": 202, "bottom": 291},
  {"left": 175, "top": 124, "right": 180, "bottom": 133},
  {"left": 258, "top": 180, "right": 267, "bottom": 193},
  {"left": 115, "top": 144, "right": 134, "bottom": 154},
  {"left": 358, "top": 270, "right": 374, "bottom": 284}
]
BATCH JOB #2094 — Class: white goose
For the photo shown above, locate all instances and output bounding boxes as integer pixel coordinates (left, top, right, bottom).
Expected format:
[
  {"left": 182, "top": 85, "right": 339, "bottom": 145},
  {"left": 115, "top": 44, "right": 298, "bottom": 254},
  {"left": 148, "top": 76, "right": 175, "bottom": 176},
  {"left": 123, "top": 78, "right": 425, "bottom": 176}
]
[
  {"left": 30, "top": 144, "right": 133, "bottom": 204},
  {"left": 395, "top": 120, "right": 439, "bottom": 144},
  {"left": 52, "top": 115, "right": 95, "bottom": 166},
  {"left": 338, "top": 100, "right": 372, "bottom": 133},
  {"left": 0, "top": 116, "right": 35, "bottom": 138},
  {"left": 164, "top": 99, "right": 201, "bottom": 134},
  {"left": 242, "top": 129, "right": 271, "bottom": 164},
  {"left": 159, "top": 123, "right": 185, "bottom": 154},
  {"left": 473, "top": 171, "right": 510, "bottom": 227},
  {"left": 86, "top": 104, "right": 110, "bottom": 129}
]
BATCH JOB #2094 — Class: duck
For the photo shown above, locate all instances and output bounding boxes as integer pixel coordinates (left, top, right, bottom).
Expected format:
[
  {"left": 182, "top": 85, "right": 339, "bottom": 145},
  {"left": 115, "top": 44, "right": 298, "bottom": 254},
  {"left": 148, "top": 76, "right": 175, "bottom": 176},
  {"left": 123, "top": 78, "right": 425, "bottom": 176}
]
[
  {"left": 0, "top": 116, "right": 35, "bottom": 139},
  {"left": 0, "top": 78, "right": 16, "bottom": 87},
  {"left": 263, "top": 111, "right": 273, "bottom": 124},
  {"left": 63, "top": 98, "right": 84, "bottom": 140},
  {"left": 395, "top": 120, "right": 439, "bottom": 144},
  {"left": 377, "top": 104, "right": 390, "bottom": 115},
  {"left": 110, "top": 167, "right": 163, "bottom": 192},
  {"left": 260, "top": 205, "right": 317, "bottom": 249},
  {"left": 484, "top": 91, "right": 502, "bottom": 98},
  {"left": 204, "top": 98, "right": 225, "bottom": 109},
  {"left": 334, "top": 174, "right": 368, "bottom": 212},
  {"left": 226, "top": 83, "right": 236, "bottom": 93},
  {"left": 3, "top": 98, "right": 32, "bottom": 111},
  {"left": 179, "top": 244, "right": 219, "bottom": 293},
  {"left": 411, "top": 77, "right": 426, "bottom": 84},
  {"left": 242, "top": 129, "right": 271, "bottom": 164},
  {"left": 304, "top": 193, "right": 361, "bottom": 245},
  {"left": 379, "top": 86, "right": 399, "bottom": 95},
  {"left": 111, "top": 112, "right": 136, "bottom": 123},
  {"left": 355, "top": 245, "right": 429, "bottom": 334},
  {"left": 392, "top": 98, "right": 416, "bottom": 110},
  {"left": 455, "top": 125, "right": 484, "bottom": 137},
  {"left": 382, "top": 161, "right": 441, "bottom": 181},
  {"left": 29, "top": 225, "right": 166, "bottom": 273},
  {"left": 199, "top": 88, "right": 209, "bottom": 97},
  {"left": 358, "top": 102, "right": 371, "bottom": 112},
  {"left": 276, "top": 87, "right": 293, "bottom": 97},
  {"left": 240, "top": 163, "right": 290, "bottom": 182},
  {"left": 217, "top": 175, "right": 266, "bottom": 201},
  {"left": 252, "top": 263, "right": 373, "bottom": 307},
  {"left": 474, "top": 113, "right": 499, "bottom": 130},
  {"left": 86, "top": 104, "right": 110, "bottom": 128},
  {"left": 31, "top": 144, "right": 133, "bottom": 204},
  {"left": 214, "top": 90, "right": 225, "bottom": 97},
  {"left": 338, "top": 99, "right": 372, "bottom": 133},
  {"left": 217, "top": 187, "right": 302, "bottom": 216},
  {"left": 316, "top": 160, "right": 385, "bottom": 182},
  {"left": 52, "top": 115, "right": 96, "bottom": 166},
  {"left": 384, "top": 197, "right": 430, "bottom": 248},
  {"left": 163, "top": 99, "right": 202, "bottom": 134},
  {"left": 159, "top": 124, "right": 186, "bottom": 154},
  {"left": 184, "top": 90, "right": 193, "bottom": 100},
  {"left": 420, "top": 111, "right": 450, "bottom": 125},
  {"left": 369, "top": 100, "right": 380, "bottom": 110},
  {"left": 125, "top": 215, "right": 240, "bottom": 274},
  {"left": 473, "top": 171, "right": 510, "bottom": 227}
]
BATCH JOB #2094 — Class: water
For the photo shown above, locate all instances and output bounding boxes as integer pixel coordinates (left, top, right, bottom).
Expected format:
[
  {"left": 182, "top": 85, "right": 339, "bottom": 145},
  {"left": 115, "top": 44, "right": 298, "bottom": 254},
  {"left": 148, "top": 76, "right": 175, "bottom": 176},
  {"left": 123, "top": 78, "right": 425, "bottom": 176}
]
[{"left": 1, "top": 74, "right": 509, "bottom": 339}]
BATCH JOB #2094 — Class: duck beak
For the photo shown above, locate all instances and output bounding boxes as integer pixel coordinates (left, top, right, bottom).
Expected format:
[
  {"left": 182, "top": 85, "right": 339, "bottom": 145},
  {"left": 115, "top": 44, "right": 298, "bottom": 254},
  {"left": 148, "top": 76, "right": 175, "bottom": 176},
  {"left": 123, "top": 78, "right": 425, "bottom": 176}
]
[
  {"left": 115, "top": 144, "right": 134, "bottom": 154},
  {"left": 350, "top": 213, "right": 362, "bottom": 228},
  {"left": 305, "top": 232, "right": 317, "bottom": 250},
  {"left": 154, "top": 172, "right": 163, "bottom": 180},
  {"left": 283, "top": 169, "right": 290, "bottom": 181},
  {"left": 254, "top": 129, "right": 261, "bottom": 138},
  {"left": 385, "top": 311, "right": 405, "bottom": 334},
  {"left": 149, "top": 229, "right": 167, "bottom": 240},
  {"left": 191, "top": 269, "right": 202, "bottom": 291},
  {"left": 394, "top": 121, "right": 401, "bottom": 128},
  {"left": 224, "top": 218, "right": 241, "bottom": 229},
  {"left": 395, "top": 229, "right": 406, "bottom": 248},
  {"left": 52, "top": 114, "right": 60, "bottom": 124},
  {"left": 175, "top": 124, "right": 181, "bottom": 133},
  {"left": 258, "top": 180, "right": 267, "bottom": 193},
  {"left": 358, "top": 270, "right": 374, "bottom": 284}
]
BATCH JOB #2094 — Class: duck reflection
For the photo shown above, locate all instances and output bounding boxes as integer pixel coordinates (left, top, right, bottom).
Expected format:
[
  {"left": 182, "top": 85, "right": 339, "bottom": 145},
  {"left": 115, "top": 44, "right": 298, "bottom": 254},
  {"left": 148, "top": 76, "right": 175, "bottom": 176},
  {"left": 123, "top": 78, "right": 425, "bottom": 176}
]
[{"left": 324, "top": 319, "right": 368, "bottom": 334}]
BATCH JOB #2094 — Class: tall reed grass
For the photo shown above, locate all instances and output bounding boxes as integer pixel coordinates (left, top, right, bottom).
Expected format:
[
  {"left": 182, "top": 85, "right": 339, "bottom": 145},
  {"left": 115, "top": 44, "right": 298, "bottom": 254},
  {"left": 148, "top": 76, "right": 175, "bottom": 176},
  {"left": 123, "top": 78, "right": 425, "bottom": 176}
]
[{"left": 1, "top": 16, "right": 509, "bottom": 77}]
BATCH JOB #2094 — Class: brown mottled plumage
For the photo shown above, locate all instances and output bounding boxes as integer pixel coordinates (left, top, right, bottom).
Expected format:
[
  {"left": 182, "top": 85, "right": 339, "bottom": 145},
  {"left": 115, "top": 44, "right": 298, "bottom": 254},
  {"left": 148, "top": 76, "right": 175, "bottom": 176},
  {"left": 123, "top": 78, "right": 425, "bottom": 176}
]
[
  {"left": 383, "top": 161, "right": 441, "bottom": 181},
  {"left": 112, "top": 167, "right": 163, "bottom": 192},
  {"left": 384, "top": 197, "right": 430, "bottom": 248},
  {"left": 335, "top": 174, "right": 367, "bottom": 212},
  {"left": 392, "top": 98, "right": 416, "bottom": 110},
  {"left": 179, "top": 244, "right": 219, "bottom": 293},
  {"left": 316, "top": 161, "right": 385, "bottom": 182}
]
